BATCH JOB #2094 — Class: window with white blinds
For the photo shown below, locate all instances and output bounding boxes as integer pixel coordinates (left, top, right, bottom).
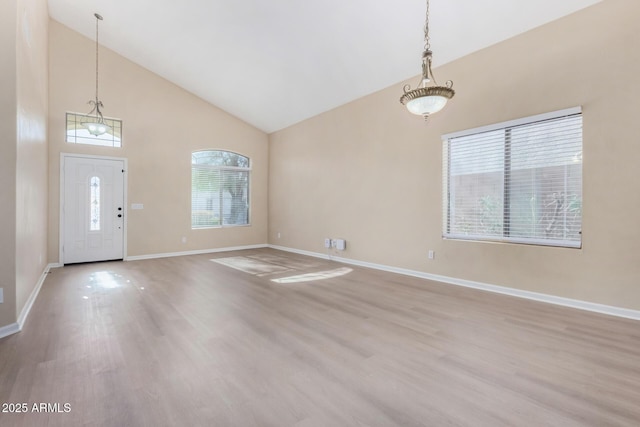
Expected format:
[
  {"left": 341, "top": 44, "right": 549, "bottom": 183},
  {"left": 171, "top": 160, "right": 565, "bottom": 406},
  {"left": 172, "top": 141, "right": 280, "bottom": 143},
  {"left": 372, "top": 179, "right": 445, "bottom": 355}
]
[
  {"left": 442, "top": 107, "right": 583, "bottom": 248},
  {"left": 192, "top": 150, "right": 250, "bottom": 229}
]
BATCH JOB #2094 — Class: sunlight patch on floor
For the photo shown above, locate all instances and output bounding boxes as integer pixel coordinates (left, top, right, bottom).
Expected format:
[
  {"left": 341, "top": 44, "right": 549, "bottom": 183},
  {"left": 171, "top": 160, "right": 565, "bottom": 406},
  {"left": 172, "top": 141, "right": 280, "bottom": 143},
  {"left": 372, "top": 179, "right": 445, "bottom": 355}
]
[{"left": 271, "top": 267, "right": 353, "bottom": 284}]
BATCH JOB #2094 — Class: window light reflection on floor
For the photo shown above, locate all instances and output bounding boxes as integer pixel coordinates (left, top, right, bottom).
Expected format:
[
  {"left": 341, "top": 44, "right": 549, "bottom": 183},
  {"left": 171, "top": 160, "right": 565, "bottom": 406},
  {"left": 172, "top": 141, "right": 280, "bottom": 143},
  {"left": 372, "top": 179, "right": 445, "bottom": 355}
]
[
  {"left": 271, "top": 267, "right": 353, "bottom": 284},
  {"left": 90, "top": 271, "right": 120, "bottom": 289}
]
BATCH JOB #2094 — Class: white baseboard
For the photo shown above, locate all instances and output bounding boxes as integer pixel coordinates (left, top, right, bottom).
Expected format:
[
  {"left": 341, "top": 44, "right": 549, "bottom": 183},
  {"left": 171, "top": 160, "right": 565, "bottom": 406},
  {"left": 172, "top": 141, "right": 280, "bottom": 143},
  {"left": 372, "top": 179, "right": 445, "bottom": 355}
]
[
  {"left": 17, "top": 263, "right": 56, "bottom": 329},
  {"left": 125, "top": 244, "right": 269, "bottom": 261},
  {"left": 0, "top": 263, "right": 56, "bottom": 340},
  {"left": 269, "top": 244, "right": 640, "bottom": 321},
  {"left": 0, "top": 323, "right": 20, "bottom": 340}
]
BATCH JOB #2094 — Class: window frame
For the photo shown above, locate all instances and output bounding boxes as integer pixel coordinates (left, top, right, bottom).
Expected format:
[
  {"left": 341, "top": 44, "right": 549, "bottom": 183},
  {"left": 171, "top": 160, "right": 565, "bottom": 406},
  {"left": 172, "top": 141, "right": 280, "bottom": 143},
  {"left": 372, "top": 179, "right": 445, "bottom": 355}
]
[
  {"left": 442, "top": 107, "right": 583, "bottom": 248},
  {"left": 191, "top": 150, "right": 251, "bottom": 229},
  {"left": 65, "top": 112, "right": 123, "bottom": 148}
]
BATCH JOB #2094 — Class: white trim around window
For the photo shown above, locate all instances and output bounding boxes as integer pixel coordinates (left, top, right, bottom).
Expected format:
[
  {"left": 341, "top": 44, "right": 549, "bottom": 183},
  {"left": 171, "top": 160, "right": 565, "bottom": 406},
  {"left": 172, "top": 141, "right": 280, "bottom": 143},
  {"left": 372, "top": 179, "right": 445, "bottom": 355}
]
[{"left": 442, "top": 107, "right": 583, "bottom": 248}]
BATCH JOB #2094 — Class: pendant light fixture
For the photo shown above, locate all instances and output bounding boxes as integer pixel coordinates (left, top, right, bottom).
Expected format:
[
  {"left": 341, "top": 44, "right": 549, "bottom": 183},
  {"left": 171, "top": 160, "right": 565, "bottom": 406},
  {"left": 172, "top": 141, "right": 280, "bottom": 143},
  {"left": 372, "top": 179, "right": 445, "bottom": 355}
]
[
  {"left": 82, "top": 13, "right": 111, "bottom": 136},
  {"left": 400, "top": 0, "right": 454, "bottom": 121}
]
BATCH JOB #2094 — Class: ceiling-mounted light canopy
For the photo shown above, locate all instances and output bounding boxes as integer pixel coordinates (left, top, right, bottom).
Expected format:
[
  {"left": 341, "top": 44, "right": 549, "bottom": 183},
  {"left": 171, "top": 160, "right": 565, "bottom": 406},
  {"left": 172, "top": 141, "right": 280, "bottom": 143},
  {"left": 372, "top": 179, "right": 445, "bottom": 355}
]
[
  {"left": 400, "top": 0, "right": 454, "bottom": 121},
  {"left": 82, "top": 13, "right": 111, "bottom": 136}
]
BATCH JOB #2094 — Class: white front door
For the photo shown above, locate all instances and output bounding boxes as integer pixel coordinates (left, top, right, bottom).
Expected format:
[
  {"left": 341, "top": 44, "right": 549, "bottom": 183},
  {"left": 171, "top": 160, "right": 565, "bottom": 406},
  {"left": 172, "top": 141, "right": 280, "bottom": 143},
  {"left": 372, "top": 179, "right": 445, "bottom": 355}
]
[{"left": 62, "top": 155, "right": 125, "bottom": 264}]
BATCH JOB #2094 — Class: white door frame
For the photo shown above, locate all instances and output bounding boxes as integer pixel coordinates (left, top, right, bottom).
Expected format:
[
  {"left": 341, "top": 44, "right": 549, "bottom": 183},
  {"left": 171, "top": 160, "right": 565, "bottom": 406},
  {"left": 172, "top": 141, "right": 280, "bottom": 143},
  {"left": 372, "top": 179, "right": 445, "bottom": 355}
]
[{"left": 59, "top": 153, "right": 128, "bottom": 265}]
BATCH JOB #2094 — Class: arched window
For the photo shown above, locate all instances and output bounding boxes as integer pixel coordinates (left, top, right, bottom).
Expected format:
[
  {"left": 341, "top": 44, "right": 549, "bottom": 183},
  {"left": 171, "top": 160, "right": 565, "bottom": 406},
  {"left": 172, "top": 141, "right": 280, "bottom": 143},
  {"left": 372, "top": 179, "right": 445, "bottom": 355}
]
[{"left": 191, "top": 150, "right": 251, "bottom": 228}]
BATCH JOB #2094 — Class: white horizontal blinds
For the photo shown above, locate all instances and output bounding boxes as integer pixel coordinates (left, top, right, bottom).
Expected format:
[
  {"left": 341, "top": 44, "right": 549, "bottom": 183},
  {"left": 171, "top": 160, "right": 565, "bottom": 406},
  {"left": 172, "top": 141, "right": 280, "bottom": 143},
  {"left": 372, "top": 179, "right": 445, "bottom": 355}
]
[
  {"left": 221, "top": 169, "right": 249, "bottom": 226},
  {"left": 444, "top": 110, "right": 582, "bottom": 248},
  {"left": 507, "top": 115, "right": 582, "bottom": 245},
  {"left": 192, "top": 166, "right": 222, "bottom": 228},
  {"left": 446, "top": 129, "right": 506, "bottom": 238},
  {"left": 191, "top": 151, "right": 250, "bottom": 228}
]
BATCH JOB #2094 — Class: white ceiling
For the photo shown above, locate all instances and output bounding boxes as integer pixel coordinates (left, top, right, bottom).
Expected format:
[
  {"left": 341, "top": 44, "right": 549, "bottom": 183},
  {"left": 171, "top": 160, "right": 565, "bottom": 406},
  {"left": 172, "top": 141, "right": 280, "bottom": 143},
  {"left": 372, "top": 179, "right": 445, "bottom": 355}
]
[{"left": 48, "top": 0, "right": 601, "bottom": 133}]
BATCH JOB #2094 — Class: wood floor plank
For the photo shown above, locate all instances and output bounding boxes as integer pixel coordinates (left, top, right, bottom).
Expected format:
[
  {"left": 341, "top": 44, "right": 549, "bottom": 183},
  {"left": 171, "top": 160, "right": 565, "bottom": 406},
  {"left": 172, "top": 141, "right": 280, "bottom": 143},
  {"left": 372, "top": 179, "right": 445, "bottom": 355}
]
[{"left": 1, "top": 248, "right": 639, "bottom": 426}]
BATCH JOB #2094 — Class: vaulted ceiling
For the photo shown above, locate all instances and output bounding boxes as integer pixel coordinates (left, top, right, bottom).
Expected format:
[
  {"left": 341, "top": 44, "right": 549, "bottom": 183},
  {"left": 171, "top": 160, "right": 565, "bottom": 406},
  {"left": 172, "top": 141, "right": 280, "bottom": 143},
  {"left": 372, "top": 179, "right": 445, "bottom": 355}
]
[{"left": 48, "top": 0, "right": 601, "bottom": 133}]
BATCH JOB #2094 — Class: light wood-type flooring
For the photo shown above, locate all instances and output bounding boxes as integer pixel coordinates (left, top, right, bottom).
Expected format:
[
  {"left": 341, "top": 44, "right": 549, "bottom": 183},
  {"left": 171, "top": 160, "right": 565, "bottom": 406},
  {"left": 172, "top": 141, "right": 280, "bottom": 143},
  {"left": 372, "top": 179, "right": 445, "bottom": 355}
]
[{"left": 1, "top": 248, "right": 639, "bottom": 426}]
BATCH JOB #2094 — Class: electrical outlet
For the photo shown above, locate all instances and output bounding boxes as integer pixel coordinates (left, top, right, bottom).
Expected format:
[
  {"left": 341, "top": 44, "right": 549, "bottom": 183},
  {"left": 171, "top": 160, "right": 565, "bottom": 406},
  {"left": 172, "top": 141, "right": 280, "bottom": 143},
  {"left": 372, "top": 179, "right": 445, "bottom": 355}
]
[
  {"left": 277, "top": 232, "right": 281, "bottom": 239},
  {"left": 181, "top": 236, "right": 187, "bottom": 244},
  {"left": 428, "top": 250, "right": 435, "bottom": 259},
  {"left": 324, "top": 238, "right": 331, "bottom": 248},
  {"left": 0, "top": 287, "right": 3, "bottom": 303}
]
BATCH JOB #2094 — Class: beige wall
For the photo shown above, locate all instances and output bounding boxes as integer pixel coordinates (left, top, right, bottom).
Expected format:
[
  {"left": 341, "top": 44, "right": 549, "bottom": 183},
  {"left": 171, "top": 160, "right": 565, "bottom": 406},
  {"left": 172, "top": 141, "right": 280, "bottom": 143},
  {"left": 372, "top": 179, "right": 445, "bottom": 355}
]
[
  {"left": 15, "top": 0, "right": 49, "bottom": 322},
  {"left": 0, "top": 0, "right": 18, "bottom": 328},
  {"left": 48, "top": 21, "right": 269, "bottom": 261},
  {"left": 269, "top": 0, "right": 640, "bottom": 310},
  {"left": 0, "top": 0, "right": 49, "bottom": 329}
]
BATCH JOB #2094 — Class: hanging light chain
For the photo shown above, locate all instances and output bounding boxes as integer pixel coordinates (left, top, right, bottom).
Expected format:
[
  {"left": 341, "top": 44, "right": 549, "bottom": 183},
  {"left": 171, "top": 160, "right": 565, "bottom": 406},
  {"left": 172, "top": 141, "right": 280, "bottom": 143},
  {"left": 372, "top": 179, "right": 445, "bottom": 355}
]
[
  {"left": 423, "top": 0, "right": 431, "bottom": 52},
  {"left": 95, "top": 13, "right": 101, "bottom": 105},
  {"left": 88, "top": 13, "right": 106, "bottom": 123},
  {"left": 82, "top": 12, "right": 111, "bottom": 136}
]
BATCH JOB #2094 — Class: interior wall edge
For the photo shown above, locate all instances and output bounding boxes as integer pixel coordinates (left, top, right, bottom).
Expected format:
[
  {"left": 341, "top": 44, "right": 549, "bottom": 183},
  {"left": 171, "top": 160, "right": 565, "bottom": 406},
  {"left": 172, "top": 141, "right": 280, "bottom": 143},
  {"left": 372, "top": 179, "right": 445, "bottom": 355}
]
[{"left": 124, "top": 243, "right": 269, "bottom": 262}]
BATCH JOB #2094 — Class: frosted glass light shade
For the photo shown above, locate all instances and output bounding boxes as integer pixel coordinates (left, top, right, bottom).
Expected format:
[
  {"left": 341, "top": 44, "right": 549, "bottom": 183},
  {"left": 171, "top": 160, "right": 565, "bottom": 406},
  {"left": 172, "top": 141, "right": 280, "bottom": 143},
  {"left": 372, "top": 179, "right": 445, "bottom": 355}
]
[
  {"left": 400, "top": 85, "right": 455, "bottom": 118},
  {"left": 83, "top": 121, "right": 111, "bottom": 136},
  {"left": 406, "top": 95, "right": 449, "bottom": 116}
]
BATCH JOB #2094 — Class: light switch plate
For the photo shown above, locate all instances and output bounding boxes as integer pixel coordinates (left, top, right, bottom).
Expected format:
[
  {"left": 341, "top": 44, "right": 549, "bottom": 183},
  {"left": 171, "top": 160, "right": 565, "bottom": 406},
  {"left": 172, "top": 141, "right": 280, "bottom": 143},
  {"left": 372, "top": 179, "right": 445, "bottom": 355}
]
[{"left": 131, "top": 203, "right": 144, "bottom": 210}]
